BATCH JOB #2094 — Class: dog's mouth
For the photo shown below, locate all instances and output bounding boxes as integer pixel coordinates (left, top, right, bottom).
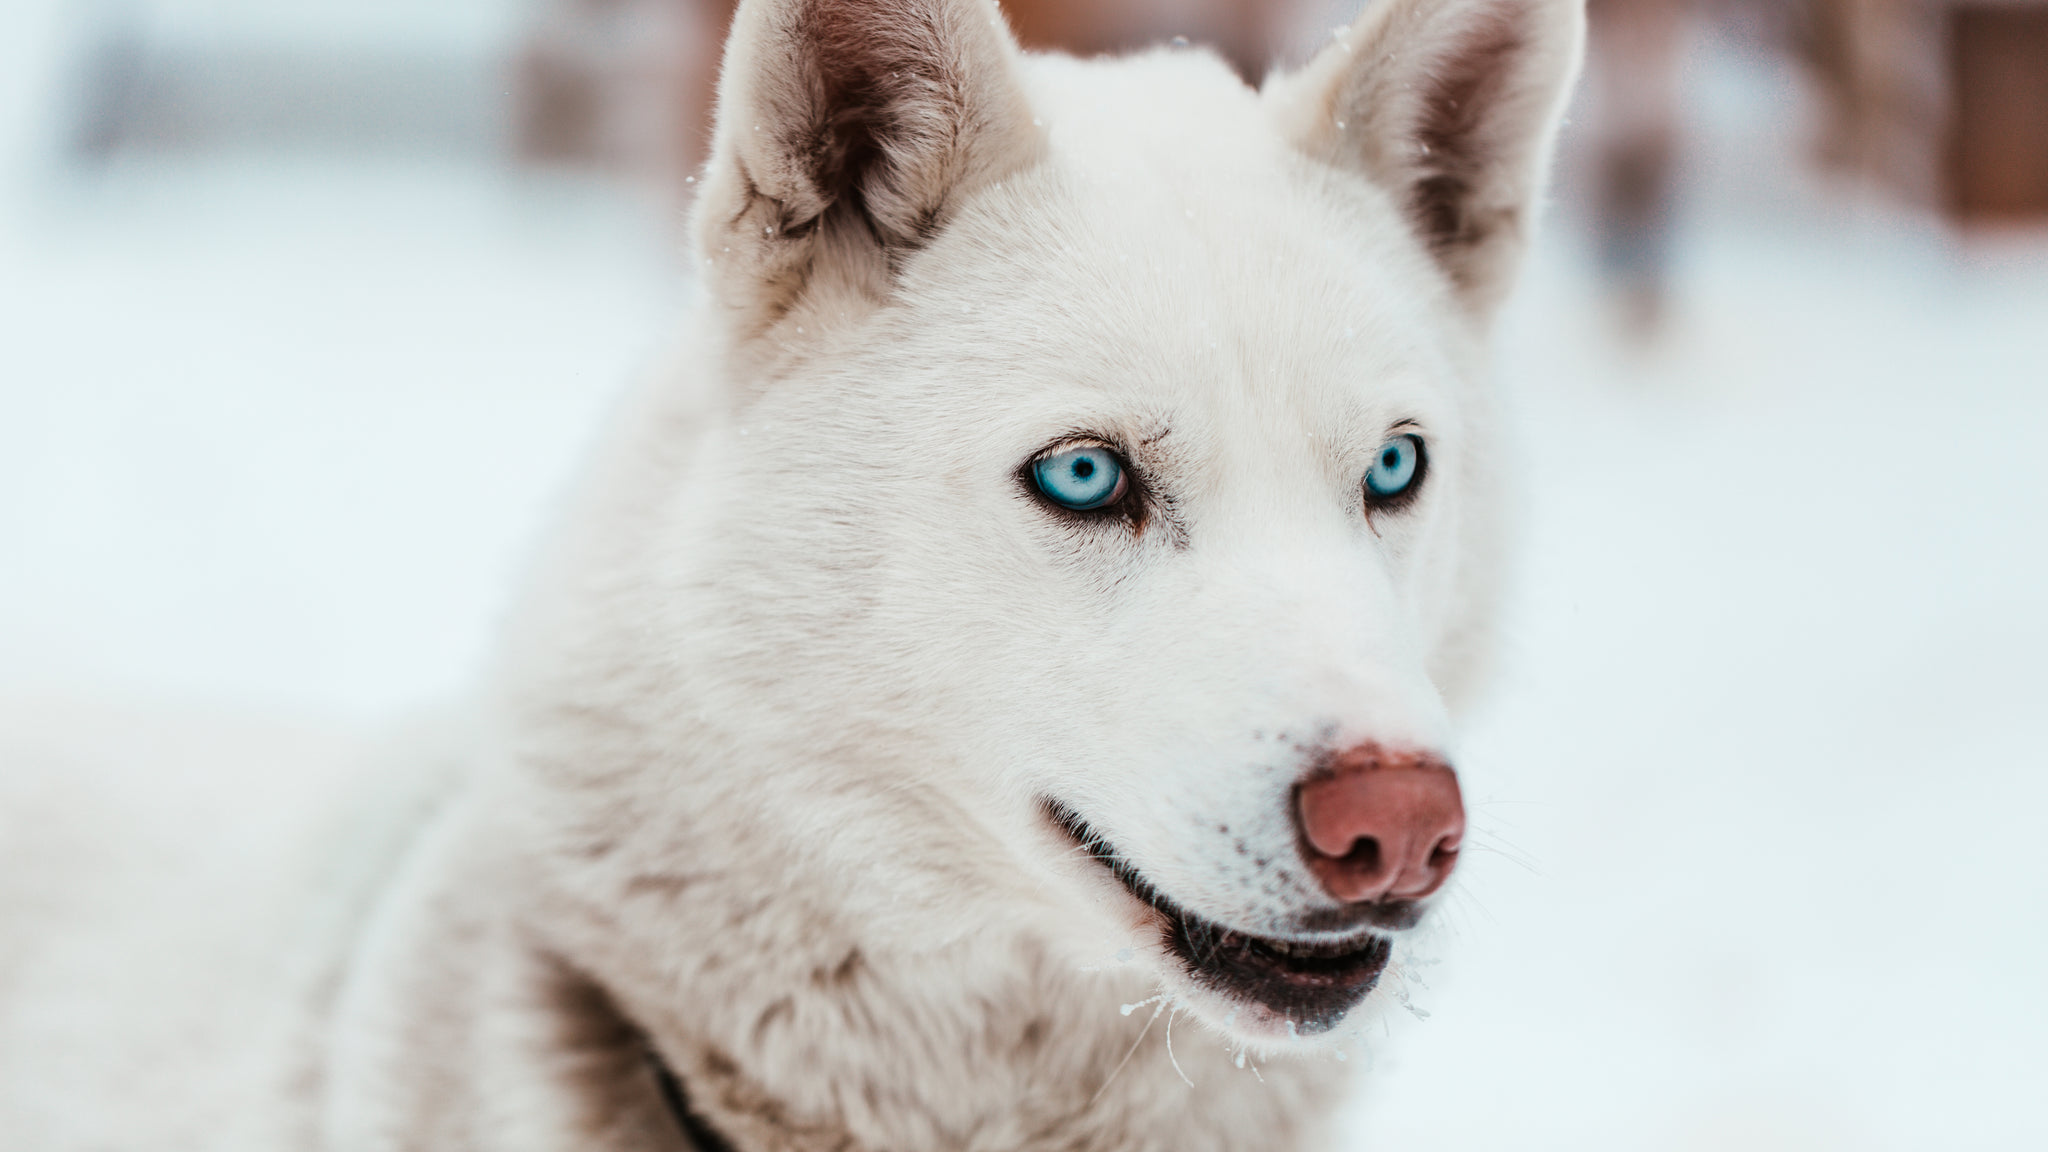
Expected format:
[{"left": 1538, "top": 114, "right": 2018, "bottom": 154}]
[{"left": 1045, "top": 800, "right": 1392, "bottom": 1036}]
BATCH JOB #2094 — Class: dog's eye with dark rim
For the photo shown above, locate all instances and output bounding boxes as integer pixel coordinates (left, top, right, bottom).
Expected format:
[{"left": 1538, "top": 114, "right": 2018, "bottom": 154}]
[
  {"left": 1363, "top": 434, "right": 1426, "bottom": 508},
  {"left": 1030, "top": 444, "right": 1130, "bottom": 513}
]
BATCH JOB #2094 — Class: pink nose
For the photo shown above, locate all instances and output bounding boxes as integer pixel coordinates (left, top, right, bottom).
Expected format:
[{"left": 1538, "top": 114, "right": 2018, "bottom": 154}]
[{"left": 1295, "top": 745, "right": 1465, "bottom": 904}]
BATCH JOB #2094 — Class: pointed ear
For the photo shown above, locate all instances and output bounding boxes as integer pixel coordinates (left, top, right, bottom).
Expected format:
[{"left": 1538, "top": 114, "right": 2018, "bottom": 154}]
[
  {"left": 694, "top": 0, "right": 1042, "bottom": 336},
  {"left": 1271, "top": 0, "right": 1584, "bottom": 314}
]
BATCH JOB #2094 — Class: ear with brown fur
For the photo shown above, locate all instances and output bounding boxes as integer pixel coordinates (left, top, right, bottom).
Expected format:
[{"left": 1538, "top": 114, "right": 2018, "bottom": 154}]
[
  {"left": 1273, "top": 0, "right": 1584, "bottom": 314},
  {"left": 694, "top": 0, "right": 1043, "bottom": 337}
]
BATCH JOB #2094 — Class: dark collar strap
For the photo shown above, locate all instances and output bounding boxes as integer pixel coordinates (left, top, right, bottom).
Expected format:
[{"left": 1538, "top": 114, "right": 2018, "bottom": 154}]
[{"left": 647, "top": 1046, "right": 741, "bottom": 1152}]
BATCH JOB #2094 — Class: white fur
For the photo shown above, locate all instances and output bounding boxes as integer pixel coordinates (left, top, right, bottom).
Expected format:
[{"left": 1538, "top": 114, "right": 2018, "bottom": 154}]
[{"left": 1, "top": 2, "right": 1582, "bottom": 1147}]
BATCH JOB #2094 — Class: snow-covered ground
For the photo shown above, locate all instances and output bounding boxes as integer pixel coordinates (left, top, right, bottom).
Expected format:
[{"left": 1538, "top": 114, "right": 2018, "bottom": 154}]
[
  {"left": 1351, "top": 224, "right": 2048, "bottom": 1152},
  {"left": 0, "top": 157, "right": 684, "bottom": 714},
  {"left": 4, "top": 22, "right": 2046, "bottom": 1150},
  {"left": 1344, "top": 48, "right": 2048, "bottom": 1150}
]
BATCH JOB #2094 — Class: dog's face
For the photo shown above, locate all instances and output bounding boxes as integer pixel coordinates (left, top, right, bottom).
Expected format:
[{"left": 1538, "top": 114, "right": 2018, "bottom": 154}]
[
  {"left": 584, "top": 0, "right": 1580, "bottom": 1051},
  {"left": 815, "top": 154, "right": 1481, "bottom": 1039}
]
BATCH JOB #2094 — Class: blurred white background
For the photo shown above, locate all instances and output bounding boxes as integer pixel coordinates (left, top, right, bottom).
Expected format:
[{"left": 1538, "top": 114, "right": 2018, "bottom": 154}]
[{"left": 2, "top": 1, "right": 2045, "bottom": 1148}]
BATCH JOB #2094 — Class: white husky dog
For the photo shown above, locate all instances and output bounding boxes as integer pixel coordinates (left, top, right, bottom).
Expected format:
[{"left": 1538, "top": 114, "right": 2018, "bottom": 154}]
[{"left": 0, "top": 0, "right": 1581, "bottom": 1147}]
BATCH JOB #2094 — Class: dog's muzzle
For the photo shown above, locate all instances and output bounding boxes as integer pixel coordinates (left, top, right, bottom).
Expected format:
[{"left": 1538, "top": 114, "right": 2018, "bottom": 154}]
[{"left": 1046, "top": 743, "right": 1464, "bottom": 1035}]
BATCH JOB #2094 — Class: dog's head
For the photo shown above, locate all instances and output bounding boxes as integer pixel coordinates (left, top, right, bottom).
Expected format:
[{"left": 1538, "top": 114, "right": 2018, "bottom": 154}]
[{"left": 535, "top": 0, "right": 1580, "bottom": 1053}]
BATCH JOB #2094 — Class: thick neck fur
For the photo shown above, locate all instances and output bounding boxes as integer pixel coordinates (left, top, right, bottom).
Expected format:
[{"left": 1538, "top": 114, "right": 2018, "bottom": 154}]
[{"left": 533, "top": 857, "right": 1348, "bottom": 1152}]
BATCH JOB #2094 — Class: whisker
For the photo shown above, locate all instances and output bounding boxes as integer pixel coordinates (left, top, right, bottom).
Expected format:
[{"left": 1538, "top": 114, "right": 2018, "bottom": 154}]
[
  {"left": 1164, "top": 1006, "right": 1194, "bottom": 1088},
  {"left": 1089, "top": 999, "right": 1165, "bottom": 1106}
]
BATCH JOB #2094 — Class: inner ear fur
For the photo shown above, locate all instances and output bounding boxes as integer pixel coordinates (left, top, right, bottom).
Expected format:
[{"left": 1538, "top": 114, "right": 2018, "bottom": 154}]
[
  {"left": 695, "top": 0, "right": 1042, "bottom": 335},
  {"left": 1272, "top": 0, "right": 1585, "bottom": 314}
]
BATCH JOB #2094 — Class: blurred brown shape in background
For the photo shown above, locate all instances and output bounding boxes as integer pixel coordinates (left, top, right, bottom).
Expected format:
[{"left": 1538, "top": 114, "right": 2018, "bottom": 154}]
[
  {"left": 512, "top": 0, "right": 1303, "bottom": 189},
  {"left": 511, "top": 0, "right": 2048, "bottom": 336},
  {"left": 1583, "top": 0, "right": 1688, "bottom": 331},
  {"left": 1949, "top": 4, "right": 2048, "bottom": 222},
  {"left": 1582, "top": 0, "right": 2047, "bottom": 334},
  {"left": 1001, "top": 0, "right": 1285, "bottom": 77},
  {"left": 70, "top": 0, "right": 2042, "bottom": 308},
  {"left": 1798, "top": 0, "right": 1944, "bottom": 200},
  {"left": 515, "top": 0, "right": 736, "bottom": 187}
]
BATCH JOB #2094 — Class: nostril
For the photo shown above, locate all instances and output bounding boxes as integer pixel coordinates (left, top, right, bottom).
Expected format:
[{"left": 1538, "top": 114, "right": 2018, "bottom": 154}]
[
  {"left": 1426, "top": 838, "right": 1458, "bottom": 872},
  {"left": 1339, "top": 836, "right": 1382, "bottom": 876}
]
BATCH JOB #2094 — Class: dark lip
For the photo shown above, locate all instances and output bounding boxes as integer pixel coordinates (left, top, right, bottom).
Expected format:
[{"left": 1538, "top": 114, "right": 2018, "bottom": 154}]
[{"left": 1044, "top": 798, "right": 1394, "bottom": 1035}]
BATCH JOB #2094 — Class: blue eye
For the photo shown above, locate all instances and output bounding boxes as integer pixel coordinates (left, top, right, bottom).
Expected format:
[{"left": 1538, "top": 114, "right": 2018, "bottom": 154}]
[
  {"left": 1033, "top": 445, "right": 1128, "bottom": 511},
  {"left": 1365, "top": 435, "right": 1423, "bottom": 500}
]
